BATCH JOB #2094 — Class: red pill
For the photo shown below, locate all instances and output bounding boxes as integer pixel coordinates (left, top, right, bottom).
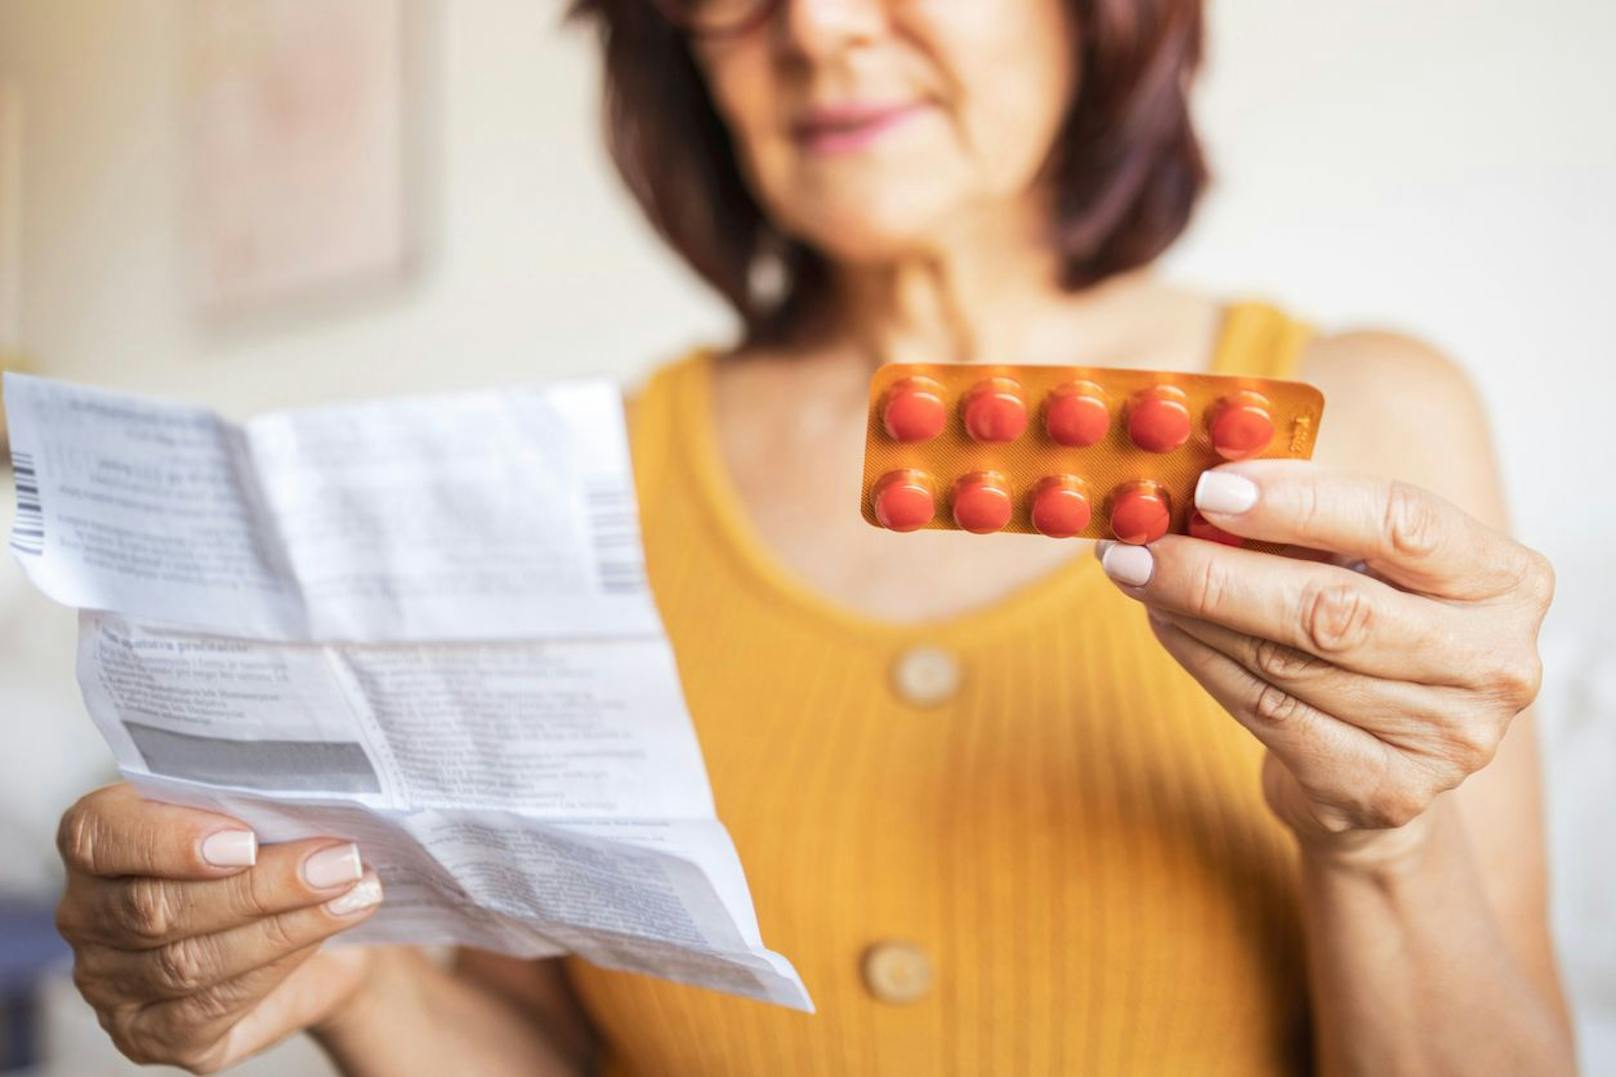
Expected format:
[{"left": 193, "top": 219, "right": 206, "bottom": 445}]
[
  {"left": 952, "top": 471, "right": 1014, "bottom": 534},
  {"left": 1188, "top": 509, "right": 1244, "bottom": 547},
  {"left": 962, "top": 378, "right": 1028, "bottom": 443},
  {"left": 881, "top": 376, "right": 948, "bottom": 443},
  {"left": 1044, "top": 381, "right": 1110, "bottom": 447},
  {"left": 1127, "top": 385, "right": 1192, "bottom": 453},
  {"left": 1109, "top": 481, "right": 1172, "bottom": 545},
  {"left": 873, "top": 469, "right": 936, "bottom": 532},
  {"left": 1208, "top": 390, "right": 1275, "bottom": 460},
  {"left": 1030, "top": 475, "right": 1092, "bottom": 538}
]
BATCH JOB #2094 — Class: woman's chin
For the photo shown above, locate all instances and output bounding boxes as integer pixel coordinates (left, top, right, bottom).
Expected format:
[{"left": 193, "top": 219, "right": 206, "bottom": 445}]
[{"left": 776, "top": 196, "right": 964, "bottom": 265}]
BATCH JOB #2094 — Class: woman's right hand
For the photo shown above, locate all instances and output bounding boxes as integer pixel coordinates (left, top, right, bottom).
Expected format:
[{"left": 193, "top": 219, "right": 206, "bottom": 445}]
[{"left": 55, "top": 784, "right": 385, "bottom": 1073}]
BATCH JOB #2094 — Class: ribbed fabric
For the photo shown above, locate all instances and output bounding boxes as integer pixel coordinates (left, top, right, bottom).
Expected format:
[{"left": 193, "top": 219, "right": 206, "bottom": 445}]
[{"left": 566, "top": 302, "right": 1315, "bottom": 1075}]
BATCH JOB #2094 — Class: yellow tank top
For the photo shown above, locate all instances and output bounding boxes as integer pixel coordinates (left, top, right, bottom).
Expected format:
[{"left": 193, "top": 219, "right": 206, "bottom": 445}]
[{"left": 567, "top": 302, "right": 1316, "bottom": 1075}]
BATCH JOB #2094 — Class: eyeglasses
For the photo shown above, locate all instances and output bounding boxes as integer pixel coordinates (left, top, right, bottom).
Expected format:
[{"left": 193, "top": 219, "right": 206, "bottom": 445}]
[{"left": 652, "top": 0, "right": 783, "bottom": 39}]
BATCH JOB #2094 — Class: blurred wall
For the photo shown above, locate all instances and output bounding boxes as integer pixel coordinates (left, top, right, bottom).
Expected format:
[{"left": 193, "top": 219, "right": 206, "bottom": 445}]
[
  {"left": 0, "top": 0, "right": 730, "bottom": 413},
  {"left": 1, "top": 0, "right": 1612, "bottom": 1071}
]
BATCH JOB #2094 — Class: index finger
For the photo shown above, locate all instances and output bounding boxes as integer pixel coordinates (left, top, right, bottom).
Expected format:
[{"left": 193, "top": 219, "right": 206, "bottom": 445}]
[
  {"left": 58, "top": 784, "right": 257, "bottom": 881},
  {"left": 1191, "top": 460, "right": 1530, "bottom": 599}
]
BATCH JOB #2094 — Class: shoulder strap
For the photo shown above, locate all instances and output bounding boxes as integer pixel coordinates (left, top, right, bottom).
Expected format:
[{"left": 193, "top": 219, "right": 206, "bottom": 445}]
[
  {"left": 1210, "top": 301, "right": 1314, "bottom": 380},
  {"left": 626, "top": 347, "right": 713, "bottom": 505}
]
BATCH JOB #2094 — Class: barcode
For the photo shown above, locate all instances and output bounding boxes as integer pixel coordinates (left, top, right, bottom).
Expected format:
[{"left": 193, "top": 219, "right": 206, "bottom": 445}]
[
  {"left": 9, "top": 450, "right": 43, "bottom": 556},
  {"left": 584, "top": 479, "right": 645, "bottom": 594}
]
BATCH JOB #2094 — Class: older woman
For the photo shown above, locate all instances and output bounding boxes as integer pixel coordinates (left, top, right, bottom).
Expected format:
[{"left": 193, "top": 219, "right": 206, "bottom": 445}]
[{"left": 51, "top": 0, "right": 1572, "bottom": 1073}]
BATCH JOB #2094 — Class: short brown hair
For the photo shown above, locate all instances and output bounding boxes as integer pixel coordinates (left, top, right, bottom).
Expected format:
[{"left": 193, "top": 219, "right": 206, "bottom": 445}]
[{"left": 567, "top": 0, "right": 1207, "bottom": 343}]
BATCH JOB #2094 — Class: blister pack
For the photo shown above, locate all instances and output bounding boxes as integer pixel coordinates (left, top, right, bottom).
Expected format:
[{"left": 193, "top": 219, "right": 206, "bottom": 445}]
[{"left": 859, "top": 364, "right": 1325, "bottom": 545}]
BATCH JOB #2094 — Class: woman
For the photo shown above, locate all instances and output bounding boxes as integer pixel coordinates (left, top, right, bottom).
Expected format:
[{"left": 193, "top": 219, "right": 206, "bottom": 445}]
[{"left": 52, "top": 0, "right": 1573, "bottom": 1072}]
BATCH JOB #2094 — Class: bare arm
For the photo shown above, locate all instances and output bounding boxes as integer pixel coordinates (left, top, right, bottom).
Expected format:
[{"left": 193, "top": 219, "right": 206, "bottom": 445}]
[
  {"left": 1096, "top": 331, "right": 1574, "bottom": 1074},
  {"left": 1296, "top": 333, "right": 1572, "bottom": 1074}
]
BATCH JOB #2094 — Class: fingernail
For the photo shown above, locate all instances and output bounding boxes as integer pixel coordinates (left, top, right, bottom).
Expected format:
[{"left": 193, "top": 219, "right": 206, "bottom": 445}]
[
  {"left": 303, "top": 843, "right": 363, "bottom": 890},
  {"left": 326, "top": 874, "right": 383, "bottom": 917},
  {"left": 1195, "top": 471, "right": 1259, "bottom": 515},
  {"left": 1101, "top": 543, "right": 1154, "bottom": 587},
  {"left": 201, "top": 829, "right": 257, "bottom": 868},
  {"left": 1093, "top": 539, "right": 1115, "bottom": 561}
]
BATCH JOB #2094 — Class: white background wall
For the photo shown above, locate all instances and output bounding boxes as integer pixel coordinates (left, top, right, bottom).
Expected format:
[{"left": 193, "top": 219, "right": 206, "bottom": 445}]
[{"left": 1, "top": 0, "right": 1612, "bottom": 1072}]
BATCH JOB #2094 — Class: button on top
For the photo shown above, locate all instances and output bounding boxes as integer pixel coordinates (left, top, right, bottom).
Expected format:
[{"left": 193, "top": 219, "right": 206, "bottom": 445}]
[
  {"left": 862, "top": 940, "right": 933, "bottom": 1004},
  {"left": 891, "top": 645, "right": 960, "bottom": 707}
]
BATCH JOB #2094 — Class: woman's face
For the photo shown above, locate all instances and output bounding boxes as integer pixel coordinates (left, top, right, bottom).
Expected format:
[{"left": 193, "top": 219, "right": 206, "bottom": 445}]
[{"left": 690, "top": 0, "right": 1077, "bottom": 264}]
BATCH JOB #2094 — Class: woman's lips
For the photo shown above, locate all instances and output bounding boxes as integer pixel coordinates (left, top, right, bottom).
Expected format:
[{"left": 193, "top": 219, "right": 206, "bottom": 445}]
[{"left": 791, "top": 102, "right": 929, "bottom": 155}]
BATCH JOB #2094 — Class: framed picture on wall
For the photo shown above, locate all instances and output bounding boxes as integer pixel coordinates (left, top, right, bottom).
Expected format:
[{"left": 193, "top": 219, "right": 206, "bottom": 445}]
[
  {"left": 0, "top": 82, "right": 20, "bottom": 357},
  {"left": 186, "top": 0, "right": 420, "bottom": 317}
]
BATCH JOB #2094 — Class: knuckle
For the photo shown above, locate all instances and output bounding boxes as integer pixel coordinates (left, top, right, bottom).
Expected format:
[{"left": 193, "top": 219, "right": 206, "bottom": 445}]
[
  {"left": 1250, "top": 637, "right": 1319, "bottom": 681},
  {"left": 1361, "top": 786, "right": 1428, "bottom": 830},
  {"left": 1484, "top": 650, "right": 1544, "bottom": 711},
  {"left": 152, "top": 936, "right": 212, "bottom": 995},
  {"left": 1382, "top": 481, "right": 1443, "bottom": 559},
  {"left": 57, "top": 799, "right": 104, "bottom": 875},
  {"left": 71, "top": 956, "right": 111, "bottom": 1008},
  {"left": 1288, "top": 478, "right": 1327, "bottom": 536},
  {"left": 1250, "top": 680, "right": 1309, "bottom": 727},
  {"left": 183, "top": 982, "right": 242, "bottom": 1025},
  {"left": 1465, "top": 724, "right": 1505, "bottom": 771},
  {"left": 1531, "top": 551, "right": 1557, "bottom": 604},
  {"left": 94, "top": 1001, "right": 127, "bottom": 1037},
  {"left": 1186, "top": 554, "right": 1233, "bottom": 619},
  {"left": 233, "top": 864, "right": 277, "bottom": 921},
  {"left": 137, "top": 1005, "right": 203, "bottom": 1060},
  {"left": 109, "top": 1030, "right": 156, "bottom": 1066},
  {"left": 55, "top": 891, "right": 84, "bottom": 942},
  {"left": 115, "top": 877, "right": 174, "bottom": 943},
  {"left": 1429, "top": 716, "right": 1504, "bottom": 776},
  {"left": 260, "top": 910, "right": 300, "bottom": 955},
  {"left": 124, "top": 1008, "right": 212, "bottom": 1071},
  {"left": 1518, "top": 548, "right": 1556, "bottom": 609},
  {"left": 108, "top": 1015, "right": 166, "bottom": 1067},
  {"left": 1299, "top": 579, "right": 1375, "bottom": 655}
]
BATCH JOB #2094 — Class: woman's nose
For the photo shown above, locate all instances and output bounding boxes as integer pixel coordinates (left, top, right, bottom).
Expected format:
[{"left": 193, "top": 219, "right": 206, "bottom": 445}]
[{"left": 780, "top": 0, "right": 887, "bottom": 58}]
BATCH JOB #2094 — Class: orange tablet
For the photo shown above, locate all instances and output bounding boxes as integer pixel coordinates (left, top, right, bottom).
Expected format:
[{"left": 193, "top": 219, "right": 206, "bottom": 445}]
[{"left": 861, "top": 364, "right": 1325, "bottom": 545}]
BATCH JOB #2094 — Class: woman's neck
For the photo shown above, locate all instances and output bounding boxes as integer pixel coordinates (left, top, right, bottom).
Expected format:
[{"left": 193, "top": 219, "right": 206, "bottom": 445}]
[{"left": 815, "top": 197, "right": 1216, "bottom": 374}]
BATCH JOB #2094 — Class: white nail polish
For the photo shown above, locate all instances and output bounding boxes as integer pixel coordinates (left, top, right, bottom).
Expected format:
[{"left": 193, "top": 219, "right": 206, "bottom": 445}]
[
  {"left": 326, "top": 875, "right": 383, "bottom": 916},
  {"left": 303, "top": 843, "right": 363, "bottom": 890},
  {"left": 1094, "top": 539, "right": 1115, "bottom": 561},
  {"left": 1101, "top": 543, "right": 1154, "bottom": 587},
  {"left": 201, "top": 830, "right": 257, "bottom": 868},
  {"left": 1195, "top": 471, "right": 1259, "bottom": 515}
]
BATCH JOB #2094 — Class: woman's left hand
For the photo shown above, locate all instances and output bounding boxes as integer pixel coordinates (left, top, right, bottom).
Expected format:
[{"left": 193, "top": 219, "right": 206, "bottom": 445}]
[{"left": 1096, "top": 459, "right": 1555, "bottom": 858}]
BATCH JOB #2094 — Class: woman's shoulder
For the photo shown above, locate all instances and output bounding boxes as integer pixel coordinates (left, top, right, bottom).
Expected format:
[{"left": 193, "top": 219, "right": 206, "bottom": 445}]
[
  {"left": 626, "top": 344, "right": 719, "bottom": 406},
  {"left": 1298, "top": 327, "right": 1505, "bottom": 526},
  {"left": 1299, "top": 327, "right": 1487, "bottom": 444},
  {"left": 622, "top": 344, "right": 721, "bottom": 498},
  {"left": 1301, "top": 327, "right": 1473, "bottom": 396}
]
